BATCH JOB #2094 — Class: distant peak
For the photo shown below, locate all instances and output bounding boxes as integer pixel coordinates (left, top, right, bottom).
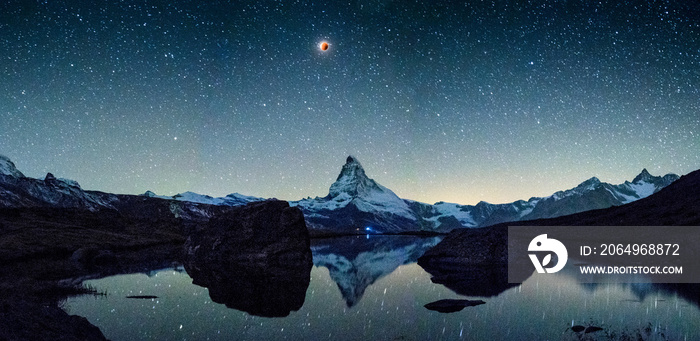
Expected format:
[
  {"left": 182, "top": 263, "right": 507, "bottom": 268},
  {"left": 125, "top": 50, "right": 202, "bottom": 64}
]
[
  {"left": 579, "top": 177, "right": 601, "bottom": 186},
  {"left": 633, "top": 168, "right": 655, "bottom": 183},
  {"left": 0, "top": 154, "right": 25, "bottom": 178},
  {"left": 45, "top": 172, "right": 57, "bottom": 182}
]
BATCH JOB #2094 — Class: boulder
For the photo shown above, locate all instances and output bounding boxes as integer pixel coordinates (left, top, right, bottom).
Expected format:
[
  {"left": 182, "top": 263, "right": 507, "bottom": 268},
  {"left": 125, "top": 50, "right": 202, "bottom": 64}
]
[
  {"left": 184, "top": 200, "right": 313, "bottom": 317},
  {"left": 417, "top": 226, "right": 519, "bottom": 297}
]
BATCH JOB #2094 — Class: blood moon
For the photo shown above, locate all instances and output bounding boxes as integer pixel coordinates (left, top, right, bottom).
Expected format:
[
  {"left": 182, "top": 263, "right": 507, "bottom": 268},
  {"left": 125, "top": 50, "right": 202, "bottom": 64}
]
[{"left": 319, "top": 41, "right": 329, "bottom": 51}]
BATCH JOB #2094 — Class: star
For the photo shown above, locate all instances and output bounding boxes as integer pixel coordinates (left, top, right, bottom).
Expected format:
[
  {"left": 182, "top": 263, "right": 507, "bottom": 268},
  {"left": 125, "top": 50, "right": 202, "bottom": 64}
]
[{"left": 0, "top": 0, "right": 696, "bottom": 206}]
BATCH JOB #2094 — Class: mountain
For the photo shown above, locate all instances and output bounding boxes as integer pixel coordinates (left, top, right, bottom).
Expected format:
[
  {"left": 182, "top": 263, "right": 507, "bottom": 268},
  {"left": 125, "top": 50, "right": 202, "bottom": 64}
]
[
  {"left": 0, "top": 155, "right": 238, "bottom": 228},
  {"left": 0, "top": 157, "right": 118, "bottom": 211},
  {"left": 144, "top": 190, "right": 264, "bottom": 206},
  {"left": 311, "top": 235, "right": 442, "bottom": 307},
  {"left": 0, "top": 154, "right": 681, "bottom": 234},
  {"left": 0, "top": 155, "right": 25, "bottom": 178},
  {"left": 291, "top": 156, "right": 678, "bottom": 234},
  {"left": 422, "top": 168, "right": 679, "bottom": 228},
  {"left": 292, "top": 156, "right": 425, "bottom": 234},
  {"left": 519, "top": 169, "right": 678, "bottom": 221}
]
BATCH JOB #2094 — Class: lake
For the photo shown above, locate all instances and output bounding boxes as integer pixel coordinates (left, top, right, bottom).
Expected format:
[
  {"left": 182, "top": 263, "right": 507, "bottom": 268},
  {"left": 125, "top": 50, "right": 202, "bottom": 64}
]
[{"left": 65, "top": 236, "right": 700, "bottom": 340}]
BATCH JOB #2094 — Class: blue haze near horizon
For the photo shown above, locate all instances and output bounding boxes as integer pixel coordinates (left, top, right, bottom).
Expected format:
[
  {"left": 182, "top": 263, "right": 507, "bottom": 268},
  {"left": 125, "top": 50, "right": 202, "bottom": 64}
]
[{"left": 1, "top": 1, "right": 699, "bottom": 206}]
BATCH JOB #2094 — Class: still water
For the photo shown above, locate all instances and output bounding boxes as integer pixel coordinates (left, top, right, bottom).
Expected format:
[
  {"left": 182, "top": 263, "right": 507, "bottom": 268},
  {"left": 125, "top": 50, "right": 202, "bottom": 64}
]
[{"left": 65, "top": 236, "right": 700, "bottom": 340}]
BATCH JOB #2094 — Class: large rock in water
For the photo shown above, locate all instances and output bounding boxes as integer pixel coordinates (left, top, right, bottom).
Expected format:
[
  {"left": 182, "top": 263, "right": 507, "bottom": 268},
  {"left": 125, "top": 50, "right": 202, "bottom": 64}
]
[
  {"left": 183, "top": 200, "right": 313, "bottom": 317},
  {"left": 417, "top": 226, "right": 517, "bottom": 297}
]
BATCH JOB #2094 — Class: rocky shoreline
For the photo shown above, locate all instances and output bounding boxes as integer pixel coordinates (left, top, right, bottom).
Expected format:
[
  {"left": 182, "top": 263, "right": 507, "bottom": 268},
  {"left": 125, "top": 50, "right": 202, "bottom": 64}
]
[{"left": 0, "top": 199, "right": 313, "bottom": 340}]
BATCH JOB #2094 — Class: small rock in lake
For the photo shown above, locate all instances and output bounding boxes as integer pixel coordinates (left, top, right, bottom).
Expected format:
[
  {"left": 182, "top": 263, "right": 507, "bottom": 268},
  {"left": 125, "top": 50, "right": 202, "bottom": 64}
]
[
  {"left": 424, "top": 299, "right": 485, "bottom": 313},
  {"left": 571, "top": 325, "right": 585, "bottom": 333},
  {"left": 585, "top": 326, "right": 603, "bottom": 333},
  {"left": 126, "top": 295, "right": 158, "bottom": 299}
]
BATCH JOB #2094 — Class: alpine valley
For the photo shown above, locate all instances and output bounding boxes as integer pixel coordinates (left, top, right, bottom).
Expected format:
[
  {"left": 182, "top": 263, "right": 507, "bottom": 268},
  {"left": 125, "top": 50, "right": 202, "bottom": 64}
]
[{"left": 0, "top": 154, "right": 679, "bottom": 235}]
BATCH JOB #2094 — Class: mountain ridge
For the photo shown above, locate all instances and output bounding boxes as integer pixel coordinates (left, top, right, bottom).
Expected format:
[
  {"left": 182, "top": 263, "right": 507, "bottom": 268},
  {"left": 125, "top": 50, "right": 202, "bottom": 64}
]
[
  {"left": 0, "top": 154, "right": 682, "bottom": 234},
  {"left": 416, "top": 168, "right": 700, "bottom": 301},
  {"left": 424, "top": 165, "right": 678, "bottom": 229}
]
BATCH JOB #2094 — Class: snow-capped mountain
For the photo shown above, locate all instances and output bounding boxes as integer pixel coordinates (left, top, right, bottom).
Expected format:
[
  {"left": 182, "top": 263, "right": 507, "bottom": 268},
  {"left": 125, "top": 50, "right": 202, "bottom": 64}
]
[
  {"left": 0, "top": 155, "right": 118, "bottom": 211},
  {"left": 311, "top": 235, "right": 443, "bottom": 307},
  {"left": 0, "top": 155, "right": 25, "bottom": 178},
  {"left": 519, "top": 169, "right": 677, "bottom": 221},
  {"left": 0, "top": 155, "right": 228, "bottom": 224},
  {"left": 424, "top": 168, "right": 679, "bottom": 228},
  {"left": 143, "top": 190, "right": 264, "bottom": 206},
  {"left": 0, "top": 154, "right": 681, "bottom": 234},
  {"left": 291, "top": 156, "right": 678, "bottom": 233},
  {"left": 292, "top": 156, "right": 426, "bottom": 233}
]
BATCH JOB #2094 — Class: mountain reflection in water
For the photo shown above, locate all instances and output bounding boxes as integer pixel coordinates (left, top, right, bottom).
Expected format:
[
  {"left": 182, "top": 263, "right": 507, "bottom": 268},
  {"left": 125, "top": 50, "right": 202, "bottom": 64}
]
[
  {"left": 311, "top": 235, "right": 443, "bottom": 307},
  {"left": 64, "top": 235, "right": 700, "bottom": 341}
]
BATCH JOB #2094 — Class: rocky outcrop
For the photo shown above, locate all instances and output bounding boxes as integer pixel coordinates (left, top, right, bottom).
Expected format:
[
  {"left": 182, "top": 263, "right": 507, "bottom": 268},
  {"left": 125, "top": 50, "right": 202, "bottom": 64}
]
[
  {"left": 417, "top": 226, "right": 517, "bottom": 297},
  {"left": 0, "top": 199, "right": 313, "bottom": 338},
  {"left": 184, "top": 200, "right": 313, "bottom": 317},
  {"left": 0, "top": 155, "right": 318, "bottom": 332}
]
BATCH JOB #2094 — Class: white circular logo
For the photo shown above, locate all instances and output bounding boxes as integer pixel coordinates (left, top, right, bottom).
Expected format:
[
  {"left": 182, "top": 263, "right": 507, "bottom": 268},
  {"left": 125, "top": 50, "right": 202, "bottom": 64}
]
[{"left": 528, "top": 234, "right": 568, "bottom": 273}]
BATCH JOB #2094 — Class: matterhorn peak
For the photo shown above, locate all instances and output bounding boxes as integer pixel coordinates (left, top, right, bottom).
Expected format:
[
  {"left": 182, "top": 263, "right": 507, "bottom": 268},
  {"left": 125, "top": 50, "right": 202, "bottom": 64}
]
[
  {"left": 335, "top": 155, "right": 367, "bottom": 180},
  {"left": 0, "top": 155, "right": 25, "bottom": 178},
  {"left": 328, "top": 155, "right": 376, "bottom": 198}
]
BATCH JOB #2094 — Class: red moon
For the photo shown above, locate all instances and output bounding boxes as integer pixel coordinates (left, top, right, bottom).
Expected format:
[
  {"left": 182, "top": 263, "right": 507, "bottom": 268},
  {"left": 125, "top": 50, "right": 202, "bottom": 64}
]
[{"left": 319, "top": 42, "right": 329, "bottom": 51}]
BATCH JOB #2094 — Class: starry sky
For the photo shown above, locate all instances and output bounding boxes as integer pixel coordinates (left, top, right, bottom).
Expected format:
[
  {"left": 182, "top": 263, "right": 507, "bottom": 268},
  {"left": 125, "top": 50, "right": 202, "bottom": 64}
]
[{"left": 1, "top": 1, "right": 698, "bottom": 205}]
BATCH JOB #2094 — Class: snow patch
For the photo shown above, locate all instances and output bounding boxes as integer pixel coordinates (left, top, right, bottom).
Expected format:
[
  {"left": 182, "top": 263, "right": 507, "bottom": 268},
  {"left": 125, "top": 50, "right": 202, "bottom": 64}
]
[
  {"left": 621, "top": 181, "right": 657, "bottom": 204},
  {"left": 432, "top": 202, "right": 477, "bottom": 227},
  {"left": 0, "top": 155, "right": 24, "bottom": 178},
  {"left": 171, "top": 191, "right": 263, "bottom": 206}
]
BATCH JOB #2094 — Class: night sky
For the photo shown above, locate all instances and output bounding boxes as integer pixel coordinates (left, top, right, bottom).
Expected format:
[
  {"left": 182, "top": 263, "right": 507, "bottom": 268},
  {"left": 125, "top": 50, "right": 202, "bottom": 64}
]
[{"left": 1, "top": 1, "right": 698, "bottom": 205}]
